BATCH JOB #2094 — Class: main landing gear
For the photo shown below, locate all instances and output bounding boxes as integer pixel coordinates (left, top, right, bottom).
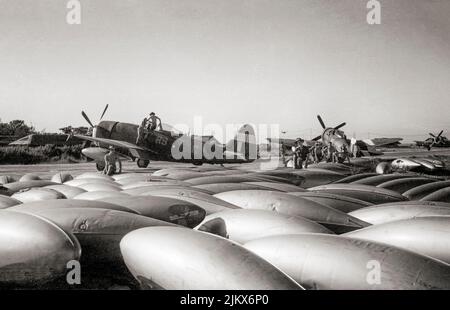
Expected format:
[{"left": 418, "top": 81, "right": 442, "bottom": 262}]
[{"left": 137, "top": 159, "right": 150, "bottom": 168}]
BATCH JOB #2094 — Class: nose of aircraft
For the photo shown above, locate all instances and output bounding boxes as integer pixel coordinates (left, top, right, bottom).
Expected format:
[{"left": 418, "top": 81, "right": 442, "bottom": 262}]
[{"left": 333, "top": 138, "right": 350, "bottom": 152}]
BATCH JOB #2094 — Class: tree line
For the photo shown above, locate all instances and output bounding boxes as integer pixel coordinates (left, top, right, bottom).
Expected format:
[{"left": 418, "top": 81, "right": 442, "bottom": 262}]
[{"left": 0, "top": 120, "right": 37, "bottom": 138}]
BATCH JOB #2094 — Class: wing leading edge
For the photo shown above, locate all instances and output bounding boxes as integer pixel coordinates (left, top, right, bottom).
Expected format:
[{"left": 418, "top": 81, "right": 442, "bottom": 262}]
[{"left": 74, "top": 135, "right": 158, "bottom": 155}]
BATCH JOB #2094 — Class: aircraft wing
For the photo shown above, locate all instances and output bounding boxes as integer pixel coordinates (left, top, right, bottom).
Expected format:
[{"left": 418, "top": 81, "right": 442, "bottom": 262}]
[
  {"left": 74, "top": 135, "right": 158, "bottom": 155},
  {"left": 267, "top": 138, "right": 299, "bottom": 148},
  {"left": 361, "top": 138, "right": 402, "bottom": 147},
  {"left": 267, "top": 138, "right": 315, "bottom": 148}
]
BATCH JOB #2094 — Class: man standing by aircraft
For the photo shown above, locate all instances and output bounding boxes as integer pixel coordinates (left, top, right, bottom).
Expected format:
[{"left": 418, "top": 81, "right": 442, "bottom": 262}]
[
  {"left": 310, "top": 141, "right": 322, "bottom": 164},
  {"left": 292, "top": 139, "right": 305, "bottom": 169},
  {"left": 327, "top": 142, "right": 337, "bottom": 163},
  {"left": 340, "top": 144, "right": 351, "bottom": 164},
  {"left": 301, "top": 142, "right": 311, "bottom": 168},
  {"left": 323, "top": 142, "right": 332, "bottom": 162},
  {"left": 103, "top": 146, "right": 122, "bottom": 176},
  {"left": 350, "top": 138, "right": 360, "bottom": 158}
]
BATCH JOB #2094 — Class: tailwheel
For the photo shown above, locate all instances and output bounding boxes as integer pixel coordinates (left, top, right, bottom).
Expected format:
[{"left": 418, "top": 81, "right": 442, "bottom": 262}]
[
  {"left": 96, "top": 161, "right": 105, "bottom": 171},
  {"left": 137, "top": 159, "right": 150, "bottom": 168}
]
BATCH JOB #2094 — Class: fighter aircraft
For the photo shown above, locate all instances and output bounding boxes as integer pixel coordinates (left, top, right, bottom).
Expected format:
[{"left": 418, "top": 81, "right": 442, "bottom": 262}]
[
  {"left": 72, "top": 105, "right": 257, "bottom": 170},
  {"left": 266, "top": 115, "right": 349, "bottom": 162},
  {"left": 415, "top": 131, "right": 450, "bottom": 150},
  {"left": 351, "top": 137, "right": 403, "bottom": 156},
  {"left": 268, "top": 116, "right": 403, "bottom": 159}
]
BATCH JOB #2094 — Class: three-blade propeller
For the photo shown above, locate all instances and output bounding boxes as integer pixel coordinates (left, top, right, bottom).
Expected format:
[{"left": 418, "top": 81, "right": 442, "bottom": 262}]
[
  {"left": 429, "top": 130, "right": 445, "bottom": 148},
  {"left": 66, "top": 104, "right": 109, "bottom": 144}
]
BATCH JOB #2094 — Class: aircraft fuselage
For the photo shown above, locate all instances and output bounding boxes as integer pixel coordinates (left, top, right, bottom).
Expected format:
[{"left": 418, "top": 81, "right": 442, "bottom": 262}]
[
  {"left": 85, "top": 120, "right": 256, "bottom": 166},
  {"left": 322, "top": 128, "right": 350, "bottom": 155}
]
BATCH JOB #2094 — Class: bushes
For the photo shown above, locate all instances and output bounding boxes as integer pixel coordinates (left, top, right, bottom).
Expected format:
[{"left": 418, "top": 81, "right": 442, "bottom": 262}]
[{"left": 0, "top": 145, "right": 84, "bottom": 165}]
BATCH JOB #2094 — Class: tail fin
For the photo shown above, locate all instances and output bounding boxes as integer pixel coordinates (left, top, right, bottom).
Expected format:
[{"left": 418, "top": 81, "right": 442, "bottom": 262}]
[{"left": 225, "top": 124, "right": 257, "bottom": 160}]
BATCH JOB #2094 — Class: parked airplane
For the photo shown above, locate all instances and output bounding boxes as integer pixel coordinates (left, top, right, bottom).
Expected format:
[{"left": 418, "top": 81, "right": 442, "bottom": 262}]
[
  {"left": 268, "top": 116, "right": 403, "bottom": 159},
  {"left": 415, "top": 131, "right": 450, "bottom": 150},
  {"left": 265, "top": 115, "right": 349, "bottom": 163},
  {"left": 72, "top": 106, "right": 257, "bottom": 170},
  {"left": 352, "top": 137, "right": 403, "bottom": 156}
]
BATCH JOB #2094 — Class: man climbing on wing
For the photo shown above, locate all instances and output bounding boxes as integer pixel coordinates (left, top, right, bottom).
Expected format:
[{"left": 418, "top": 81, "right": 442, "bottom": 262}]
[
  {"left": 103, "top": 146, "right": 122, "bottom": 176},
  {"left": 136, "top": 117, "right": 148, "bottom": 145},
  {"left": 146, "top": 112, "right": 162, "bottom": 131}
]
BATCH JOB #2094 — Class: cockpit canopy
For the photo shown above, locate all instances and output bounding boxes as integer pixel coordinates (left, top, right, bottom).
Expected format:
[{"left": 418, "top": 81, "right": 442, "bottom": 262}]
[{"left": 160, "top": 123, "right": 185, "bottom": 137}]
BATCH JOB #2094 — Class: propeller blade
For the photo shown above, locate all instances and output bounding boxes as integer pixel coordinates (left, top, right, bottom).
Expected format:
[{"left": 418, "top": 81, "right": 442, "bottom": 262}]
[
  {"left": 437, "top": 130, "right": 444, "bottom": 138},
  {"left": 312, "top": 135, "right": 322, "bottom": 141},
  {"left": 334, "top": 122, "right": 346, "bottom": 130},
  {"left": 81, "top": 111, "right": 94, "bottom": 128},
  {"left": 100, "top": 104, "right": 109, "bottom": 121},
  {"left": 317, "top": 115, "right": 326, "bottom": 129},
  {"left": 429, "top": 133, "right": 436, "bottom": 137}
]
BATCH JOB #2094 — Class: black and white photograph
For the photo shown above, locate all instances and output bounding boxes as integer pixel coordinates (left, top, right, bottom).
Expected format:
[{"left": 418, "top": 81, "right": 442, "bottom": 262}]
[{"left": 1, "top": 0, "right": 450, "bottom": 297}]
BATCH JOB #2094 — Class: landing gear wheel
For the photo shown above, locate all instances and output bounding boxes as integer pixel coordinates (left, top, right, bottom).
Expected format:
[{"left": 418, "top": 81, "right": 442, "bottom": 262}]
[
  {"left": 193, "top": 161, "right": 203, "bottom": 166},
  {"left": 137, "top": 159, "right": 150, "bottom": 168},
  {"left": 96, "top": 161, "right": 105, "bottom": 171}
]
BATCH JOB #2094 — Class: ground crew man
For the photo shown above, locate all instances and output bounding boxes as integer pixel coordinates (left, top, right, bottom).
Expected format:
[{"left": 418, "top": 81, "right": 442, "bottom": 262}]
[
  {"left": 324, "top": 142, "right": 333, "bottom": 162},
  {"left": 292, "top": 139, "right": 304, "bottom": 169},
  {"left": 136, "top": 117, "right": 147, "bottom": 145},
  {"left": 340, "top": 144, "right": 351, "bottom": 164},
  {"left": 332, "top": 147, "right": 340, "bottom": 163},
  {"left": 103, "top": 146, "right": 122, "bottom": 176},
  {"left": 301, "top": 142, "right": 311, "bottom": 168},
  {"left": 350, "top": 138, "right": 360, "bottom": 158},
  {"left": 310, "top": 141, "right": 322, "bottom": 164},
  {"left": 146, "top": 112, "right": 162, "bottom": 131}
]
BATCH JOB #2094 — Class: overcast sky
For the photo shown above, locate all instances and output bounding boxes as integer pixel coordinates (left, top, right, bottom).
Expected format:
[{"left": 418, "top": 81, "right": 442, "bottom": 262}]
[{"left": 0, "top": 0, "right": 449, "bottom": 142}]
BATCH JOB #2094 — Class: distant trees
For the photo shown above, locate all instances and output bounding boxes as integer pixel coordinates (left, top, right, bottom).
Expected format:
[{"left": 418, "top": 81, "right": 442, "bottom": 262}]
[{"left": 0, "top": 119, "right": 36, "bottom": 138}]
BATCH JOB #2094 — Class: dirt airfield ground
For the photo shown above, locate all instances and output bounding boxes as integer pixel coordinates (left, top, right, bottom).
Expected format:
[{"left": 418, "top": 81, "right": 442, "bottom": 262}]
[
  {"left": 0, "top": 160, "right": 187, "bottom": 180},
  {"left": 1, "top": 147, "right": 450, "bottom": 290},
  {"left": 1, "top": 147, "right": 450, "bottom": 179}
]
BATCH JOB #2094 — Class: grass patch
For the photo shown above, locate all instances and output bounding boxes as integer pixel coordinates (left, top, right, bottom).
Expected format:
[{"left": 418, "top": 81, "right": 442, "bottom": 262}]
[{"left": 0, "top": 145, "right": 85, "bottom": 165}]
